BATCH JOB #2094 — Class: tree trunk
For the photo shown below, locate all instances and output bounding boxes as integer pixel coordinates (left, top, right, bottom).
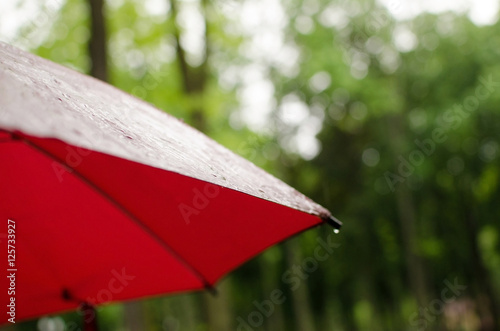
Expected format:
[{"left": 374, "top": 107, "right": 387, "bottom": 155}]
[
  {"left": 170, "top": 0, "right": 209, "bottom": 133},
  {"left": 123, "top": 301, "right": 146, "bottom": 330},
  {"left": 387, "top": 115, "right": 429, "bottom": 310},
  {"left": 169, "top": 1, "right": 232, "bottom": 330},
  {"left": 258, "top": 253, "right": 286, "bottom": 331},
  {"left": 461, "top": 190, "right": 499, "bottom": 330},
  {"left": 284, "top": 239, "right": 316, "bottom": 331},
  {"left": 202, "top": 279, "right": 233, "bottom": 331},
  {"left": 162, "top": 294, "right": 200, "bottom": 330},
  {"left": 178, "top": 295, "right": 199, "bottom": 330},
  {"left": 88, "top": 0, "right": 108, "bottom": 81},
  {"left": 394, "top": 185, "right": 429, "bottom": 308}
]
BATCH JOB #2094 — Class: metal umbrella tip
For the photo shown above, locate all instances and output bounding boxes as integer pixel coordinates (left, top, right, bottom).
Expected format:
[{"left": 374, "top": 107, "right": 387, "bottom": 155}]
[{"left": 323, "top": 215, "right": 342, "bottom": 230}]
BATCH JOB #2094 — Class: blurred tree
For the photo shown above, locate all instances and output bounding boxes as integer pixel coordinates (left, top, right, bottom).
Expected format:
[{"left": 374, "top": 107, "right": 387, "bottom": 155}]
[
  {"left": 169, "top": 0, "right": 233, "bottom": 330},
  {"left": 4, "top": 0, "right": 500, "bottom": 330},
  {"left": 88, "top": 0, "right": 108, "bottom": 81},
  {"left": 170, "top": 0, "right": 209, "bottom": 132}
]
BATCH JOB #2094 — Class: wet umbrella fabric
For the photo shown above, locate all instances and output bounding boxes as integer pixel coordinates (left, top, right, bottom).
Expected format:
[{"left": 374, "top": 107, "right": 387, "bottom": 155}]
[{"left": 0, "top": 42, "right": 340, "bottom": 326}]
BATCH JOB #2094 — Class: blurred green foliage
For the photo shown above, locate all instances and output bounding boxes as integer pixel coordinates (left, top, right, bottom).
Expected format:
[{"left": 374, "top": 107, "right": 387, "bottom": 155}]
[{"left": 3, "top": 0, "right": 500, "bottom": 330}]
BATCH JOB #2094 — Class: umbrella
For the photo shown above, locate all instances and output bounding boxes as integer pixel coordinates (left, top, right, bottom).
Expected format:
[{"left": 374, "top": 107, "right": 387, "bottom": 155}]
[{"left": 0, "top": 42, "right": 341, "bottom": 328}]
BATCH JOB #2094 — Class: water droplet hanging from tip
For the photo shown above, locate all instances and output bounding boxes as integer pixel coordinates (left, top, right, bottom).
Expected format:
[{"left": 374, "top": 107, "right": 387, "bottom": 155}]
[{"left": 333, "top": 229, "right": 340, "bottom": 234}]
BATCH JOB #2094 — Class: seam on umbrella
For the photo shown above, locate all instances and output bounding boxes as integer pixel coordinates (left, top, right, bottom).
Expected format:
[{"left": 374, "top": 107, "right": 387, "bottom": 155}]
[
  {"left": 10, "top": 131, "right": 214, "bottom": 292},
  {"left": 0, "top": 129, "right": 14, "bottom": 142},
  {"left": 0, "top": 142, "right": 76, "bottom": 302}
]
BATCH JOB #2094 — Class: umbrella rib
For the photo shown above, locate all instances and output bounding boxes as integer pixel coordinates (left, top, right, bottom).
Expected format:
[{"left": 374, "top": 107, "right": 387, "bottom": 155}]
[{"left": 13, "top": 133, "right": 214, "bottom": 292}]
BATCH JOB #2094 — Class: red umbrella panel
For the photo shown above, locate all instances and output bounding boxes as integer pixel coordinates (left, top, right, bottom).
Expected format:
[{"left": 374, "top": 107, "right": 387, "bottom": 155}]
[{"left": 0, "top": 42, "right": 341, "bottom": 325}]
